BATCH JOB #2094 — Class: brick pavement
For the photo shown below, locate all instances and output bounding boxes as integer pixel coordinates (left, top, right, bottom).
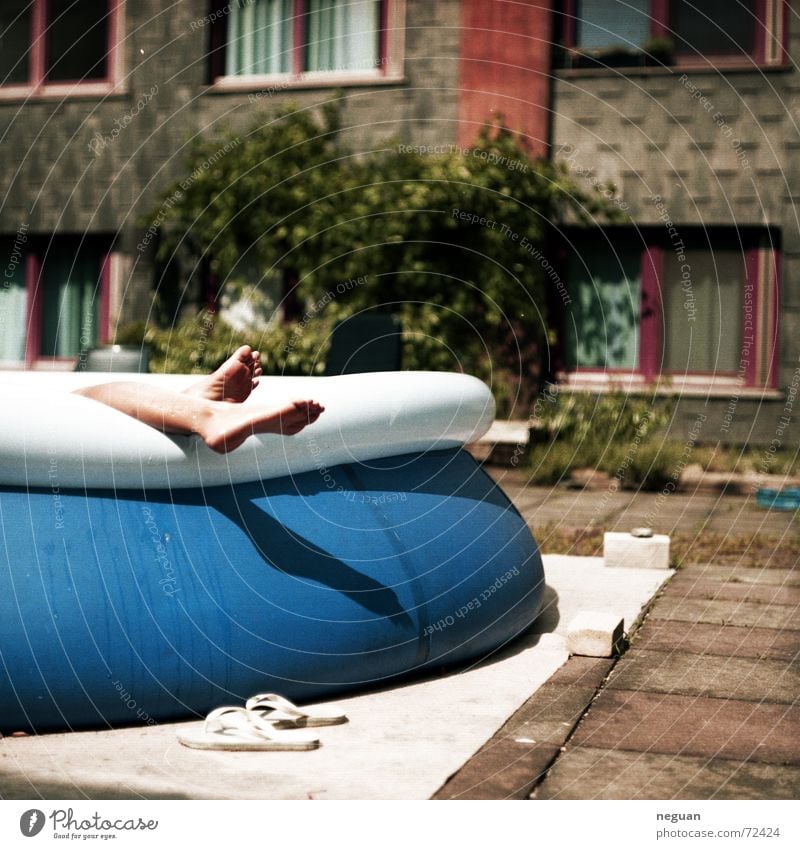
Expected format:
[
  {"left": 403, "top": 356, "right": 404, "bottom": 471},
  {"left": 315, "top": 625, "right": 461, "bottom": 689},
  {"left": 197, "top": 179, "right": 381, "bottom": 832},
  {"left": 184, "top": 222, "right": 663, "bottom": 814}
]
[{"left": 433, "top": 473, "right": 799, "bottom": 800}]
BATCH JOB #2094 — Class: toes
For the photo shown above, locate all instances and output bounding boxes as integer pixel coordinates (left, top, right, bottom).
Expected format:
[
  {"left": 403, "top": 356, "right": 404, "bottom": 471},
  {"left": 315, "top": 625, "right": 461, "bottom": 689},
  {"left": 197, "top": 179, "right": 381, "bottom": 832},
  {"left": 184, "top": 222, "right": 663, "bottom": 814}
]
[{"left": 233, "top": 344, "right": 252, "bottom": 362}]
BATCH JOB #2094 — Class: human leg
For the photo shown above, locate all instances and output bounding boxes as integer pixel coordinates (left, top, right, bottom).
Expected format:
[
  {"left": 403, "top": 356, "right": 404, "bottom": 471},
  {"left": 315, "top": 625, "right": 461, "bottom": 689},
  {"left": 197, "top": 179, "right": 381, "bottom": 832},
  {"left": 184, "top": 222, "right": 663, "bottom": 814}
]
[{"left": 73, "top": 382, "right": 323, "bottom": 453}]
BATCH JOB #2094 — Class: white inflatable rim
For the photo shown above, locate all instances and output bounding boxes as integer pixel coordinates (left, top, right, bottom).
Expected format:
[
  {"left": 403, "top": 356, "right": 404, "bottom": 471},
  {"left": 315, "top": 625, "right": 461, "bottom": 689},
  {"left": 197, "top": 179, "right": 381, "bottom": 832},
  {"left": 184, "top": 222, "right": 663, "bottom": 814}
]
[{"left": 0, "top": 371, "right": 495, "bottom": 490}]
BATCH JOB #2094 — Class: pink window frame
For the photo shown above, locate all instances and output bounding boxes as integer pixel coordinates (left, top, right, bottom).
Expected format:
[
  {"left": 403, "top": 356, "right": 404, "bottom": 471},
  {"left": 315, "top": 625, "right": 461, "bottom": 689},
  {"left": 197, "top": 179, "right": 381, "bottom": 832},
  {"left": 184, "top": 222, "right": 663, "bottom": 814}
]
[
  {"left": 0, "top": 0, "right": 122, "bottom": 98},
  {"left": 559, "top": 0, "right": 790, "bottom": 67},
  {"left": 209, "top": 0, "right": 390, "bottom": 82},
  {"left": 558, "top": 229, "right": 779, "bottom": 389},
  {"left": 22, "top": 240, "right": 112, "bottom": 368}
]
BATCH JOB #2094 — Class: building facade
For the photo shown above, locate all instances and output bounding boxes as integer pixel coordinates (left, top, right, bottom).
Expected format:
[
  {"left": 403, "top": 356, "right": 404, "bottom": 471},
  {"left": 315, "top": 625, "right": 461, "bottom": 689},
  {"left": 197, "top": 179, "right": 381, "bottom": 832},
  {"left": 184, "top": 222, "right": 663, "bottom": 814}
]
[
  {"left": 551, "top": 0, "right": 799, "bottom": 443},
  {"left": 1, "top": 0, "right": 797, "bottom": 445},
  {"left": 0, "top": 0, "right": 550, "bottom": 367}
]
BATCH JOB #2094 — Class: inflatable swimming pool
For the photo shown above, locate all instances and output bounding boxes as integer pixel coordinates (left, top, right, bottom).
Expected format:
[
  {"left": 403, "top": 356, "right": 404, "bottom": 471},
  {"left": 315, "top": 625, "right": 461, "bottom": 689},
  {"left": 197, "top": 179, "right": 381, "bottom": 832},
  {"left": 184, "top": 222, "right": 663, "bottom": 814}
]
[{"left": 0, "top": 372, "right": 545, "bottom": 731}]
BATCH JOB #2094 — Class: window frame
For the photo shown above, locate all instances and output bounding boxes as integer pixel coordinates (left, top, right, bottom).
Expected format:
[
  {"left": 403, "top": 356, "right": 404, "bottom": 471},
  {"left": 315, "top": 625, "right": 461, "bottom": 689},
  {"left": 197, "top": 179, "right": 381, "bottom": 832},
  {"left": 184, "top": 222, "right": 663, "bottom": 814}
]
[
  {"left": 555, "top": 227, "right": 780, "bottom": 394},
  {"left": 557, "top": 0, "right": 790, "bottom": 70},
  {"left": 208, "top": 0, "right": 406, "bottom": 92},
  {"left": 0, "top": 235, "right": 113, "bottom": 369},
  {"left": 0, "top": 0, "right": 123, "bottom": 100}
]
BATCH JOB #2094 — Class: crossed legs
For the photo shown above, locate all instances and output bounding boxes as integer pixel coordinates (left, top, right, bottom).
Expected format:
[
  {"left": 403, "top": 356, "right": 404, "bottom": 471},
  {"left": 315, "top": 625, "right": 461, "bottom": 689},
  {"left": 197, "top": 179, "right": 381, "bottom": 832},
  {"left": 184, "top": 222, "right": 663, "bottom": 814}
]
[{"left": 73, "top": 346, "right": 324, "bottom": 454}]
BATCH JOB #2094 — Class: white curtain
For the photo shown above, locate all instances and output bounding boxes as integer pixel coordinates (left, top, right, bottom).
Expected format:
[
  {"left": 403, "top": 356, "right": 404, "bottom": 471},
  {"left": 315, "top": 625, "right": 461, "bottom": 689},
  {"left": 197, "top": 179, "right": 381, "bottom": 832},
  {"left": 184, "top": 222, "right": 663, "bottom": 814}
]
[
  {"left": 226, "top": 0, "right": 292, "bottom": 75},
  {"left": 0, "top": 248, "right": 27, "bottom": 362},
  {"left": 306, "top": 0, "right": 380, "bottom": 72}
]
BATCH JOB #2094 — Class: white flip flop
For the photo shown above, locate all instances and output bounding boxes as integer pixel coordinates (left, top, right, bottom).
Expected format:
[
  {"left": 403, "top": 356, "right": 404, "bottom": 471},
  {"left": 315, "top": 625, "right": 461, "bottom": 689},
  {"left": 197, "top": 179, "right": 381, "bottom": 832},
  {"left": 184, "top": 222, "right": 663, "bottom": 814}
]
[
  {"left": 245, "top": 693, "right": 348, "bottom": 728},
  {"left": 177, "top": 706, "right": 320, "bottom": 751}
]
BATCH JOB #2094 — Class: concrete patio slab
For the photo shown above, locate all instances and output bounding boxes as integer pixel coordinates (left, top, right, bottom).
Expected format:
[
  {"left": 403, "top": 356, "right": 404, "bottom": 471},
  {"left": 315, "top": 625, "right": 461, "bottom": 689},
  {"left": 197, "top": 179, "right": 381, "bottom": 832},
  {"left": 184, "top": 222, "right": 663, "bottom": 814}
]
[
  {"left": 681, "top": 564, "right": 800, "bottom": 586},
  {"left": 632, "top": 620, "right": 800, "bottom": 662},
  {"left": 0, "top": 555, "right": 670, "bottom": 801},
  {"left": 569, "top": 690, "right": 800, "bottom": 765},
  {"left": 650, "top": 597, "right": 798, "bottom": 630},
  {"left": 606, "top": 650, "right": 799, "bottom": 703},
  {"left": 661, "top": 574, "right": 800, "bottom": 605},
  {"left": 532, "top": 747, "right": 800, "bottom": 800}
]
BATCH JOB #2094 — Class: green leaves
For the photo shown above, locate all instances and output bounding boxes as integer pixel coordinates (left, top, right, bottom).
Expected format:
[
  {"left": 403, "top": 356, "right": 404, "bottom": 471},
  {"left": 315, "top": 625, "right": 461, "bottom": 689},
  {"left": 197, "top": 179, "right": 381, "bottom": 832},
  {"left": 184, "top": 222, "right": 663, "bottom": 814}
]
[{"left": 144, "top": 105, "right": 621, "bottom": 414}]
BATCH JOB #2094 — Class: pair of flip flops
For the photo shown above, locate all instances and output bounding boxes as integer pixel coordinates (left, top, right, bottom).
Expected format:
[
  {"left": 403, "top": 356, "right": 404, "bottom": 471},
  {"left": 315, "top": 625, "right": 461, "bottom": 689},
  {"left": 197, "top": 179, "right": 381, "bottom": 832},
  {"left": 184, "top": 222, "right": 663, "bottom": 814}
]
[{"left": 177, "top": 693, "right": 348, "bottom": 752}]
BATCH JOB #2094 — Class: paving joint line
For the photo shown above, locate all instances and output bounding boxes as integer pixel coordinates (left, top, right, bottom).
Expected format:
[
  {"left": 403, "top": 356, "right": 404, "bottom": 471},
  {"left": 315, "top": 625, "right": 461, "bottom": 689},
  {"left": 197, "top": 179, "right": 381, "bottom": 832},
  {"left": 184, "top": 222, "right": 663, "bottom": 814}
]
[{"left": 526, "top": 579, "right": 679, "bottom": 799}]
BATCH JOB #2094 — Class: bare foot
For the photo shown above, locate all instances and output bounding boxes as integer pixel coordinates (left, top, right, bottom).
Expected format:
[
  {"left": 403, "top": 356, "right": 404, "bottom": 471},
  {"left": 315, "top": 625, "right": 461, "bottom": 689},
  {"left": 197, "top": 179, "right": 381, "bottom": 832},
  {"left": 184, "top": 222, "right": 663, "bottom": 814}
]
[
  {"left": 200, "top": 400, "right": 325, "bottom": 454},
  {"left": 185, "top": 345, "right": 263, "bottom": 403}
]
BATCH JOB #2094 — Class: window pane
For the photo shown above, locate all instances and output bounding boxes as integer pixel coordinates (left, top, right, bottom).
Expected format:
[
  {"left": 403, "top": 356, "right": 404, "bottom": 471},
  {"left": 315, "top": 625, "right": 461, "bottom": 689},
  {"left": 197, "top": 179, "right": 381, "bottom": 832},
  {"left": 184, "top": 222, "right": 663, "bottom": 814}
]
[
  {"left": 47, "top": 0, "right": 109, "bottom": 81},
  {"left": 0, "top": 238, "right": 28, "bottom": 361},
  {"left": 306, "top": 0, "right": 380, "bottom": 72},
  {"left": 226, "top": 0, "right": 292, "bottom": 75},
  {"left": 663, "top": 244, "right": 742, "bottom": 373},
  {"left": 565, "top": 236, "right": 640, "bottom": 369},
  {"left": 576, "top": 0, "right": 650, "bottom": 50},
  {"left": 0, "top": 0, "right": 31, "bottom": 84},
  {"left": 41, "top": 244, "right": 100, "bottom": 358},
  {"left": 671, "top": 0, "right": 756, "bottom": 56}
]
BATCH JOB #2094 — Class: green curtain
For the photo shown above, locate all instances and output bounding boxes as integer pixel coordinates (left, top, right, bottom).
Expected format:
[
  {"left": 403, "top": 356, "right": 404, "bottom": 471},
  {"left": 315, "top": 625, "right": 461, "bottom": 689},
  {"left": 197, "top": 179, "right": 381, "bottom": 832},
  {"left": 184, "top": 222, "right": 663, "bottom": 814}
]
[
  {"left": 306, "top": 0, "right": 379, "bottom": 72},
  {"left": 226, "top": 0, "right": 292, "bottom": 75},
  {"left": 565, "top": 236, "right": 641, "bottom": 370},
  {"left": 41, "top": 246, "right": 100, "bottom": 358}
]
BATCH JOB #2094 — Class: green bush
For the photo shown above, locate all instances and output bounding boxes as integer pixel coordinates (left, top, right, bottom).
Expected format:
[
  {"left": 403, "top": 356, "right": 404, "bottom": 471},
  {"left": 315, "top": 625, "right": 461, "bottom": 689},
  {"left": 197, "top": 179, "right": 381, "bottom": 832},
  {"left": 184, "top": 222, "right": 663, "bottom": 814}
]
[
  {"left": 616, "top": 439, "right": 686, "bottom": 490},
  {"left": 117, "top": 312, "right": 334, "bottom": 376},
  {"left": 530, "top": 391, "right": 675, "bottom": 489},
  {"left": 143, "top": 102, "right": 623, "bottom": 410},
  {"left": 538, "top": 390, "right": 669, "bottom": 445}
]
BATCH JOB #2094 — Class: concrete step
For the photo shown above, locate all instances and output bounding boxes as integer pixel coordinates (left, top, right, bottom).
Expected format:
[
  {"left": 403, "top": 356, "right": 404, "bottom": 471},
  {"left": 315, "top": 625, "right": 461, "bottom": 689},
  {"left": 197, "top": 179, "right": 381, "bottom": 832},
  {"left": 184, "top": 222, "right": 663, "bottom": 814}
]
[{"left": 465, "top": 420, "right": 530, "bottom": 466}]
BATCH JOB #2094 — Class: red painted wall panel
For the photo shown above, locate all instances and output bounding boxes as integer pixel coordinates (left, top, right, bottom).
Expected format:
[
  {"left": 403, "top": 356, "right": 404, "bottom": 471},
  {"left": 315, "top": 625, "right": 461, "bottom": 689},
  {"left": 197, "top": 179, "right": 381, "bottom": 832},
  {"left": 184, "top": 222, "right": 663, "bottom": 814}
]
[{"left": 458, "top": 0, "right": 552, "bottom": 155}]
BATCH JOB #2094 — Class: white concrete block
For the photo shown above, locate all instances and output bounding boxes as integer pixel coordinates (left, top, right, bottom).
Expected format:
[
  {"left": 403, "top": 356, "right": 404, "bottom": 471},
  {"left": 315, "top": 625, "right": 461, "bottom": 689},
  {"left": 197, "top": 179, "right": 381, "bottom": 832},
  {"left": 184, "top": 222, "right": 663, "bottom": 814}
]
[
  {"left": 604, "top": 531, "right": 671, "bottom": 570},
  {"left": 567, "top": 611, "right": 625, "bottom": 658}
]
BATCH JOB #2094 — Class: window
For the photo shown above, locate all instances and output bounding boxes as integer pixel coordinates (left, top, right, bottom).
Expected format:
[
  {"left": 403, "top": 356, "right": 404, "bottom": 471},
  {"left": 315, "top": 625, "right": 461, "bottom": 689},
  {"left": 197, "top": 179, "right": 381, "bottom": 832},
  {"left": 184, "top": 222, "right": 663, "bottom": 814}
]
[
  {"left": 575, "top": 0, "right": 650, "bottom": 51},
  {"left": 558, "top": 0, "right": 787, "bottom": 67},
  {"left": 225, "top": 0, "right": 293, "bottom": 76},
  {"left": 47, "top": 0, "right": 110, "bottom": 81},
  {"left": 0, "top": 0, "right": 119, "bottom": 93},
  {"left": 40, "top": 244, "right": 102, "bottom": 357},
  {"left": 305, "top": 0, "right": 380, "bottom": 71},
  {"left": 559, "top": 228, "right": 778, "bottom": 389},
  {"left": 0, "top": 0, "right": 32, "bottom": 85},
  {"left": 0, "top": 235, "right": 111, "bottom": 366},
  {"left": 670, "top": 0, "right": 756, "bottom": 58},
  {"left": 565, "top": 234, "right": 640, "bottom": 369},
  {"left": 211, "top": 0, "right": 397, "bottom": 83},
  {"left": 661, "top": 245, "right": 742, "bottom": 373},
  {"left": 0, "top": 235, "right": 29, "bottom": 363}
]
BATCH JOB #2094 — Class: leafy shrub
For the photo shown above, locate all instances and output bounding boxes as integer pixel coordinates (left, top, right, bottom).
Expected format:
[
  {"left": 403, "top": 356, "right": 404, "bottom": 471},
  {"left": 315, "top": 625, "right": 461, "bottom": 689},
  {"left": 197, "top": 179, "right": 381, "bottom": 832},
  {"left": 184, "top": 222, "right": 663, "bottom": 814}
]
[
  {"left": 143, "top": 102, "right": 623, "bottom": 411},
  {"left": 616, "top": 439, "right": 686, "bottom": 490},
  {"left": 116, "top": 312, "right": 334, "bottom": 376},
  {"left": 530, "top": 391, "right": 675, "bottom": 489}
]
